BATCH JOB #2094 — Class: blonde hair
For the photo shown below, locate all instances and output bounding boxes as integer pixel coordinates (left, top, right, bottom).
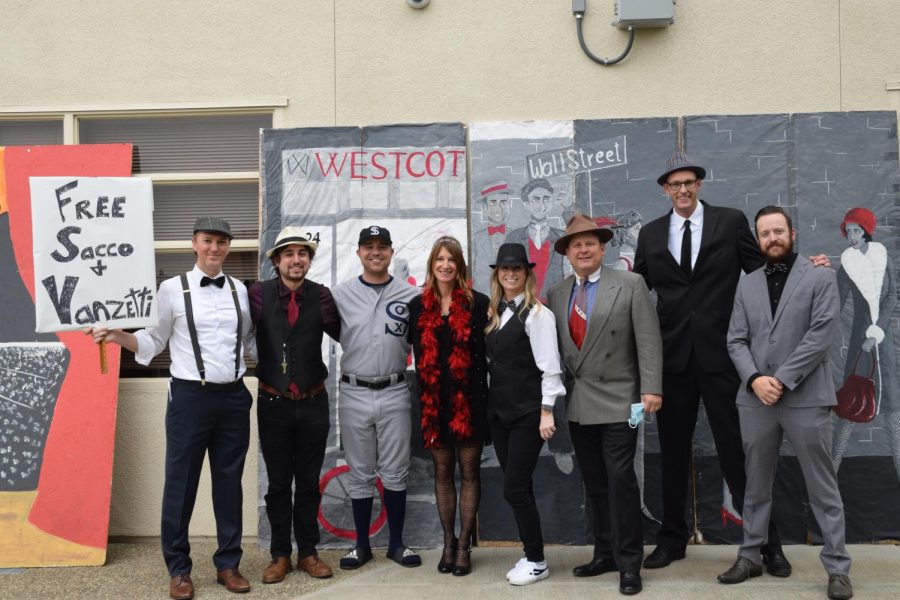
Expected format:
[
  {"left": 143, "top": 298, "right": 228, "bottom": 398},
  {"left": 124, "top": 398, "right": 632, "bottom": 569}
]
[
  {"left": 422, "top": 236, "right": 473, "bottom": 304},
  {"left": 485, "top": 265, "right": 542, "bottom": 334}
]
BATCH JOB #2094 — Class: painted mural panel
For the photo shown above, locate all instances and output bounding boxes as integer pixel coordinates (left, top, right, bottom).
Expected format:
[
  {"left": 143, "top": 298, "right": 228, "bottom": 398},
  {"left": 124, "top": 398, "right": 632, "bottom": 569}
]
[
  {"left": 259, "top": 124, "right": 466, "bottom": 548},
  {"left": 0, "top": 144, "right": 132, "bottom": 567}
]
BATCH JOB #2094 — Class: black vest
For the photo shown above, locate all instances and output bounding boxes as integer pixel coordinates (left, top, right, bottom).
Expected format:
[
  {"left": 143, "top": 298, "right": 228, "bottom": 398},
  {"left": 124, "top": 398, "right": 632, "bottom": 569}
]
[
  {"left": 485, "top": 306, "right": 543, "bottom": 424},
  {"left": 256, "top": 278, "right": 328, "bottom": 392}
]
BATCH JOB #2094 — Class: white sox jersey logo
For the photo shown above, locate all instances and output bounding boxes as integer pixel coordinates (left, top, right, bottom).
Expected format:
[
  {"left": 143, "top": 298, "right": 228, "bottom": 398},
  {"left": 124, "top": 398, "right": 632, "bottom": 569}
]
[{"left": 385, "top": 300, "right": 409, "bottom": 336}]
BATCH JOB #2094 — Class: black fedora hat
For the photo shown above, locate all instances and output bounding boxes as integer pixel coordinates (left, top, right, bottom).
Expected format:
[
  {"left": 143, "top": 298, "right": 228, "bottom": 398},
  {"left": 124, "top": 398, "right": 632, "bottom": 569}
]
[
  {"left": 657, "top": 151, "right": 707, "bottom": 186},
  {"left": 490, "top": 243, "right": 536, "bottom": 269}
]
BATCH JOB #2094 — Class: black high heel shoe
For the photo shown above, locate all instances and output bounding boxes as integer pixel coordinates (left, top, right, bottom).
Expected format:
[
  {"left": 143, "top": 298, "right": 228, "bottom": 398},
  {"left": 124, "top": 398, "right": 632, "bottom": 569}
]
[
  {"left": 437, "top": 538, "right": 457, "bottom": 574},
  {"left": 452, "top": 546, "right": 471, "bottom": 576}
]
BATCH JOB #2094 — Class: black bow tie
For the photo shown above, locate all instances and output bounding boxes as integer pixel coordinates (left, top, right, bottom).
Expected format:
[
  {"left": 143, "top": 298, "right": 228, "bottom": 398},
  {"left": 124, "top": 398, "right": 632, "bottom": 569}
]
[
  {"left": 499, "top": 299, "right": 518, "bottom": 314},
  {"left": 764, "top": 262, "right": 790, "bottom": 276},
  {"left": 200, "top": 275, "right": 226, "bottom": 288}
]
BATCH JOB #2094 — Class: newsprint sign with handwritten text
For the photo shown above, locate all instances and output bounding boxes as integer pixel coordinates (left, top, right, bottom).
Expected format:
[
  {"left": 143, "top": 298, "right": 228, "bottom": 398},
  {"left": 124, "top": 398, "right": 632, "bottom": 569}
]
[{"left": 30, "top": 177, "right": 157, "bottom": 333}]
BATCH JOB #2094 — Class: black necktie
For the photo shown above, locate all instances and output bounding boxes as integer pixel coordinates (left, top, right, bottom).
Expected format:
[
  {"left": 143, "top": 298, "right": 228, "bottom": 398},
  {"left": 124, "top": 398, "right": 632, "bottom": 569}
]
[
  {"left": 200, "top": 275, "right": 225, "bottom": 288},
  {"left": 680, "top": 221, "right": 692, "bottom": 278},
  {"left": 764, "top": 262, "right": 790, "bottom": 276},
  {"left": 499, "top": 299, "right": 518, "bottom": 314}
]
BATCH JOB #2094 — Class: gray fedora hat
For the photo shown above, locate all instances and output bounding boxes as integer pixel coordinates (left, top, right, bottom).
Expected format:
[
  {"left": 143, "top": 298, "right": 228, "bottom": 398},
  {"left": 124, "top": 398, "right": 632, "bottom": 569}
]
[{"left": 657, "top": 151, "right": 707, "bottom": 186}]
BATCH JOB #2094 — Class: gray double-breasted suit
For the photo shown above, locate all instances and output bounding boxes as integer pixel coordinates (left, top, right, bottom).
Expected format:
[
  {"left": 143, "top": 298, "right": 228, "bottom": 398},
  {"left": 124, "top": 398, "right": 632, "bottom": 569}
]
[
  {"left": 546, "top": 267, "right": 662, "bottom": 571},
  {"left": 727, "top": 255, "right": 851, "bottom": 574}
]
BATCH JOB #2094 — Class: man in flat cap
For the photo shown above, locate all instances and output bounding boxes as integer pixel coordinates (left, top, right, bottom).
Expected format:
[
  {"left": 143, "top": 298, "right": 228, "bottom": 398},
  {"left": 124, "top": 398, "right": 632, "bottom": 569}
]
[
  {"left": 546, "top": 213, "right": 663, "bottom": 595},
  {"left": 332, "top": 225, "right": 422, "bottom": 569},
  {"left": 89, "top": 216, "right": 254, "bottom": 599},
  {"left": 248, "top": 226, "right": 341, "bottom": 583}
]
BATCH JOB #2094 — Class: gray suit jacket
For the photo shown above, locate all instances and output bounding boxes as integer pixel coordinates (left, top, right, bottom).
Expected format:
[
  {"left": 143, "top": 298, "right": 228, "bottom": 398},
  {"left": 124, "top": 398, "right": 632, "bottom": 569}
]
[
  {"left": 546, "top": 268, "right": 663, "bottom": 425},
  {"left": 727, "top": 256, "right": 840, "bottom": 408}
]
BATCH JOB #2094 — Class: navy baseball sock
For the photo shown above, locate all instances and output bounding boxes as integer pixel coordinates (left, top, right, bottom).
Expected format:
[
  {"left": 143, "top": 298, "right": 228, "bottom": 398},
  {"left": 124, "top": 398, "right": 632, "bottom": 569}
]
[
  {"left": 383, "top": 488, "right": 407, "bottom": 555},
  {"left": 351, "top": 497, "right": 374, "bottom": 551}
]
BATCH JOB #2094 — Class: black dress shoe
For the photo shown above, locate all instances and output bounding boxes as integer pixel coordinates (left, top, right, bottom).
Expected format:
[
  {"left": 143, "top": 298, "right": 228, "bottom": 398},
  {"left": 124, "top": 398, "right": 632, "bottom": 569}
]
[
  {"left": 619, "top": 571, "right": 642, "bottom": 595},
  {"left": 717, "top": 557, "right": 763, "bottom": 584},
  {"left": 643, "top": 546, "right": 685, "bottom": 569},
  {"left": 762, "top": 549, "right": 792, "bottom": 577},
  {"left": 572, "top": 557, "right": 617, "bottom": 577},
  {"left": 437, "top": 539, "right": 456, "bottom": 574}
]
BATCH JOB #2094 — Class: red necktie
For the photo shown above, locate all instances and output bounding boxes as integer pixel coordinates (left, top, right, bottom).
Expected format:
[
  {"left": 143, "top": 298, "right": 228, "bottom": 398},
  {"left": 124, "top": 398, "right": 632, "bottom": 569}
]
[
  {"left": 287, "top": 290, "right": 300, "bottom": 394},
  {"left": 288, "top": 290, "right": 299, "bottom": 327},
  {"left": 569, "top": 281, "right": 588, "bottom": 350},
  {"left": 488, "top": 224, "right": 506, "bottom": 235}
]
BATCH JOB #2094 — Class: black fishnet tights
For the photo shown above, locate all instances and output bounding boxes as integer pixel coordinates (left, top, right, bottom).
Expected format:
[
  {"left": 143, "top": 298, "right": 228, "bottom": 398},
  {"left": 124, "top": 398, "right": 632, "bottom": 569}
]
[{"left": 431, "top": 440, "right": 482, "bottom": 570}]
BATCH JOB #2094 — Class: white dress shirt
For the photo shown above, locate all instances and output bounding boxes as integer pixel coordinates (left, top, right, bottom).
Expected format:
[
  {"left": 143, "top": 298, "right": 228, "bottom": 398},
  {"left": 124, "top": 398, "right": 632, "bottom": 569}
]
[
  {"left": 668, "top": 201, "right": 704, "bottom": 269},
  {"left": 498, "top": 293, "right": 566, "bottom": 406},
  {"left": 134, "top": 265, "right": 254, "bottom": 383}
]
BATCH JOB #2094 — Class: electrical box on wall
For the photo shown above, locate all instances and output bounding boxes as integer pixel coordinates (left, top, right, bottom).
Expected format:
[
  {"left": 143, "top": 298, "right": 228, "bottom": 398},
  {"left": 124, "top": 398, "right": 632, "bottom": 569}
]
[{"left": 613, "top": 0, "right": 675, "bottom": 29}]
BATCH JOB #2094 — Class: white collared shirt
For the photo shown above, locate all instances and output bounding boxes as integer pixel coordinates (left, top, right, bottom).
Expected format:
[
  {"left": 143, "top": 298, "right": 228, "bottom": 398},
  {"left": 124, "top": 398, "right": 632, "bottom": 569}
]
[
  {"left": 527, "top": 221, "right": 549, "bottom": 248},
  {"left": 498, "top": 293, "right": 566, "bottom": 406},
  {"left": 575, "top": 266, "right": 602, "bottom": 287},
  {"left": 134, "top": 265, "right": 254, "bottom": 383},
  {"left": 668, "top": 201, "right": 704, "bottom": 269}
]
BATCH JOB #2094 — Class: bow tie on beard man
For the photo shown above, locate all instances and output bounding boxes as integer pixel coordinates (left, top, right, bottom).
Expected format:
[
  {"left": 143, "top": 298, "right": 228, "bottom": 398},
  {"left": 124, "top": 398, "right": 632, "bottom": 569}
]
[
  {"left": 763, "top": 262, "right": 790, "bottom": 277},
  {"left": 498, "top": 299, "right": 517, "bottom": 314},
  {"left": 200, "top": 275, "right": 226, "bottom": 288}
]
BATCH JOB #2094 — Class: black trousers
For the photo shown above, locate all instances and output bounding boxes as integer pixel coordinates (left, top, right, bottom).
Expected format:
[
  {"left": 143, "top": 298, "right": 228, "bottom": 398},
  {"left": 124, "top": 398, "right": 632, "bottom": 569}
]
[
  {"left": 656, "top": 354, "right": 781, "bottom": 550},
  {"left": 570, "top": 421, "right": 643, "bottom": 573},
  {"left": 489, "top": 410, "right": 546, "bottom": 562},
  {"left": 257, "top": 388, "right": 330, "bottom": 558},
  {"left": 162, "top": 378, "right": 251, "bottom": 576}
]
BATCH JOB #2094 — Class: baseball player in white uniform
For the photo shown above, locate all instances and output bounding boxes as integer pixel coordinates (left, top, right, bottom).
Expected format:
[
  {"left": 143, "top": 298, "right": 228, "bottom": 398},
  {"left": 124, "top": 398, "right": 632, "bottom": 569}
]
[{"left": 333, "top": 225, "right": 422, "bottom": 569}]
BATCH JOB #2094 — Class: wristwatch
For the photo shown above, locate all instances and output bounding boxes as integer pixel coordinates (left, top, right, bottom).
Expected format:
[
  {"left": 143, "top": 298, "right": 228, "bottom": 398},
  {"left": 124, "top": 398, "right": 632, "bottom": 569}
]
[{"left": 541, "top": 404, "right": 554, "bottom": 413}]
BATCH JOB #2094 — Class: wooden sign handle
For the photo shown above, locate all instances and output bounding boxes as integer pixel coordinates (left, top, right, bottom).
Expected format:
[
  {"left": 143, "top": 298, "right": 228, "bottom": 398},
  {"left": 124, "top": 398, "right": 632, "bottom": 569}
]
[{"left": 99, "top": 339, "right": 108, "bottom": 374}]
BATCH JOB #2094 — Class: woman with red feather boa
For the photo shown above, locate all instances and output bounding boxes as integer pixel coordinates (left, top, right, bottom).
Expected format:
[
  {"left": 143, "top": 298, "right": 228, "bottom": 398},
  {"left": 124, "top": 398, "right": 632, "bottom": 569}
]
[{"left": 408, "top": 236, "right": 490, "bottom": 576}]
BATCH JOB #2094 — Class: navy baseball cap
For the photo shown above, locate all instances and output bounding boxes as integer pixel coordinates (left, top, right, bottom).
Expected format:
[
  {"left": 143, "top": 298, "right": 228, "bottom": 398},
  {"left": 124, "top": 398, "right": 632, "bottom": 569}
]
[{"left": 358, "top": 225, "right": 392, "bottom": 245}]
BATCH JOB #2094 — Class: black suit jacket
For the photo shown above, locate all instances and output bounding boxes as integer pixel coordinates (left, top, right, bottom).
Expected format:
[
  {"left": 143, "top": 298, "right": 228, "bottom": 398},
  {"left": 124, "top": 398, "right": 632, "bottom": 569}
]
[{"left": 633, "top": 200, "right": 762, "bottom": 374}]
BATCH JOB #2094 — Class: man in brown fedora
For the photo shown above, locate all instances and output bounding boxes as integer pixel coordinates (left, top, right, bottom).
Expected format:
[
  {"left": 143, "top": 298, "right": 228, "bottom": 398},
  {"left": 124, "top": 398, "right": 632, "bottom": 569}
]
[
  {"left": 546, "top": 213, "right": 663, "bottom": 595},
  {"left": 633, "top": 152, "right": 828, "bottom": 575}
]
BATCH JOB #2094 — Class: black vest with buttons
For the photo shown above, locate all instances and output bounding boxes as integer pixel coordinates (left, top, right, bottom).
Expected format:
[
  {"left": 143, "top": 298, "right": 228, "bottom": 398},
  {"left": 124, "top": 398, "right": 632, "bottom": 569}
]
[
  {"left": 256, "top": 278, "right": 328, "bottom": 392},
  {"left": 485, "top": 306, "right": 543, "bottom": 424}
]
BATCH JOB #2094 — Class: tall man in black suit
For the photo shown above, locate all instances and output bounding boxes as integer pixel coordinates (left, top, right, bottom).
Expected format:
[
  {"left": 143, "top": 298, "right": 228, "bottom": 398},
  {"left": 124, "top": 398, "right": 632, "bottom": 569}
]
[{"left": 633, "top": 153, "right": 791, "bottom": 575}]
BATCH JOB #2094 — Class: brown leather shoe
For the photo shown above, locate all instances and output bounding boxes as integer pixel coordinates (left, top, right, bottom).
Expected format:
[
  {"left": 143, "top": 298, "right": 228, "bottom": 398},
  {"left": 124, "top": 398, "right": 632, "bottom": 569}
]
[
  {"left": 216, "top": 568, "right": 251, "bottom": 593},
  {"left": 169, "top": 573, "right": 194, "bottom": 600},
  {"left": 262, "top": 556, "right": 293, "bottom": 584},
  {"left": 298, "top": 554, "right": 334, "bottom": 579}
]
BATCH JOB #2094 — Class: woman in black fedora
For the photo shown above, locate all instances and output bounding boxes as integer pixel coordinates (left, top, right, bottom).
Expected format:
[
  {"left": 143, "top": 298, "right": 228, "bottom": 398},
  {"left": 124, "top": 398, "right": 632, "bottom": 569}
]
[
  {"left": 484, "top": 242, "right": 565, "bottom": 586},
  {"left": 408, "top": 236, "right": 490, "bottom": 576}
]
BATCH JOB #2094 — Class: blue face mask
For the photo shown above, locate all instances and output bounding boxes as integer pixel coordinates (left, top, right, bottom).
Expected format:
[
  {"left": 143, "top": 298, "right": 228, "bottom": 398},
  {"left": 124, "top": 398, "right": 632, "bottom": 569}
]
[{"left": 628, "top": 403, "right": 653, "bottom": 428}]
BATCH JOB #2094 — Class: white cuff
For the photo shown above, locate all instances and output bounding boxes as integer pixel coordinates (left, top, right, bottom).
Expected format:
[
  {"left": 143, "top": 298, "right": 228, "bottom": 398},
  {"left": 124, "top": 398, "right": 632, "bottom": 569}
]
[{"left": 866, "top": 324, "right": 885, "bottom": 344}]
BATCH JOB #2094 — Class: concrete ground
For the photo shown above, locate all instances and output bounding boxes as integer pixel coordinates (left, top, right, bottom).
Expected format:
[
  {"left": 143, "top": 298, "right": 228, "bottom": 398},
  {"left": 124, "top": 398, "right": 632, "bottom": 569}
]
[{"left": 1, "top": 543, "right": 898, "bottom": 599}]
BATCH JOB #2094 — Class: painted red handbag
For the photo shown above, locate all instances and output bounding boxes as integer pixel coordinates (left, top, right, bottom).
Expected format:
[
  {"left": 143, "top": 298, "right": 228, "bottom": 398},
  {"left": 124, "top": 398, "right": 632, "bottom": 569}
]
[{"left": 834, "top": 350, "right": 877, "bottom": 423}]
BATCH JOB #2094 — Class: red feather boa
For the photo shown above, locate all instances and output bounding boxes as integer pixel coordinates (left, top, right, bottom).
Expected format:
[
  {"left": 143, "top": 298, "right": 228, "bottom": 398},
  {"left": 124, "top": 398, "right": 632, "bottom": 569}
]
[{"left": 417, "top": 287, "right": 473, "bottom": 448}]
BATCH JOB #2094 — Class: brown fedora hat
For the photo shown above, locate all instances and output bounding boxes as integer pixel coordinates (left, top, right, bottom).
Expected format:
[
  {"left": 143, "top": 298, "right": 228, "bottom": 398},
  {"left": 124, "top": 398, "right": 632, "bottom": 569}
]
[{"left": 554, "top": 213, "right": 614, "bottom": 255}]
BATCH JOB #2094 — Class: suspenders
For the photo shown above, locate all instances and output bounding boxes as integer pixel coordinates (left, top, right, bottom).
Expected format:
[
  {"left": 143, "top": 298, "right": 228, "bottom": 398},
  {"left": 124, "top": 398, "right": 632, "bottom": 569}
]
[{"left": 180, "top": 273, "right": 243, "bottom": 384}]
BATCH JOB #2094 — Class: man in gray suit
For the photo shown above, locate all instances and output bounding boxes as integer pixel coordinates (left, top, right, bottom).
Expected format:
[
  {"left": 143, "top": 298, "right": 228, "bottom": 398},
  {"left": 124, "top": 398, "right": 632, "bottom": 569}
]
[
  {"left": 719, "top": 206, "right": 852, "bottom": 600},
  {"left": 546, "top": 213, "right": 663, "bottom": 596}
]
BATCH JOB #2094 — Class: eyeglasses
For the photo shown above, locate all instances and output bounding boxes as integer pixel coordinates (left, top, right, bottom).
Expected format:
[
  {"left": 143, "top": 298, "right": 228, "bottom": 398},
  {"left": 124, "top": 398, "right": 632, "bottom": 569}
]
[{"left": 666, "top": 179, "right": 698, "bottom": 191}]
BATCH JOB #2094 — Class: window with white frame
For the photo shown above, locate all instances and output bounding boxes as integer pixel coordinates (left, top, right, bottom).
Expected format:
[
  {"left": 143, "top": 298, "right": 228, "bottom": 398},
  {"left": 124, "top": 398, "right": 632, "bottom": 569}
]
[{"left": 0, "top": 103, "right": 284, "bottom": 376}]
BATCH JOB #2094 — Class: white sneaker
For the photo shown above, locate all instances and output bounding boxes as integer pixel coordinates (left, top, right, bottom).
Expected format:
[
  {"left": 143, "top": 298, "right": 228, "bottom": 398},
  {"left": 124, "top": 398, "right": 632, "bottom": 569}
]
[
  {"left": 506, "top": 557, "right": 527, "bottom": 580},
  {"left": 508, "top": 559, "right": 549, "bottom": 585}
]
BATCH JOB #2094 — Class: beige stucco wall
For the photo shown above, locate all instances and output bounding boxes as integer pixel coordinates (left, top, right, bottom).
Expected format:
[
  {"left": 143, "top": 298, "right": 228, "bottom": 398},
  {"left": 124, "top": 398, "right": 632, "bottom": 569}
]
[{"left": 3, "top": 0, "right": 900, "bottom": 540}]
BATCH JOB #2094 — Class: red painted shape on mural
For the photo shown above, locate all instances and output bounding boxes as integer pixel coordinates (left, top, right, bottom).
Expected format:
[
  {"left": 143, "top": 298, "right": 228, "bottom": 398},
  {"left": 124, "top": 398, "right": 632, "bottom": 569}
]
[{"left": 4, "top": 144, "right": 132, "bottom": 548}]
